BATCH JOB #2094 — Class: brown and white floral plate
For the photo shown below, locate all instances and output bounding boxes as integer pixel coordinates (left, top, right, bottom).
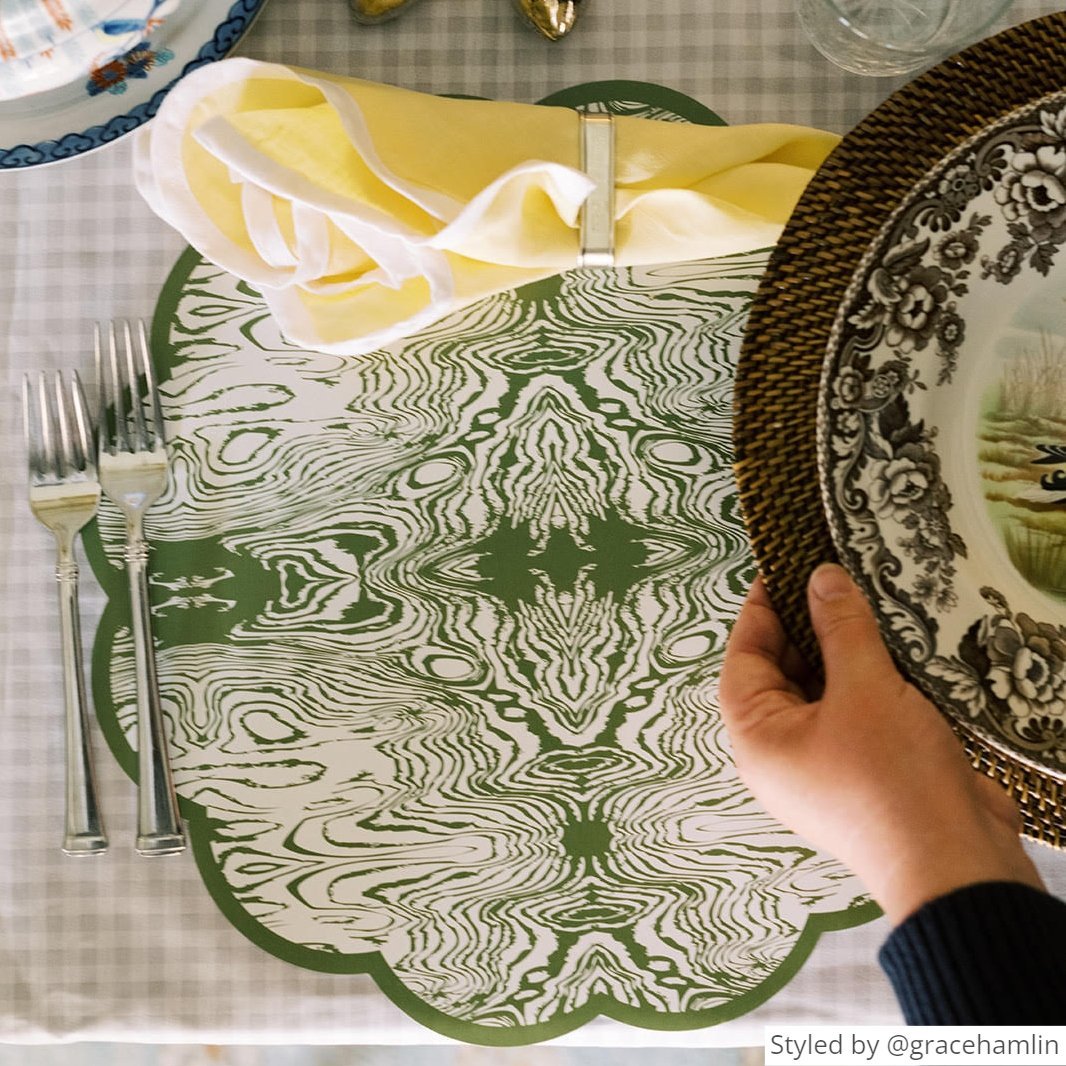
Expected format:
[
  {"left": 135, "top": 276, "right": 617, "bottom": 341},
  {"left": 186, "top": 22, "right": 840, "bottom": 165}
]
[{"left": 819, "top": 89, "right": 1066, "bottom": 778}]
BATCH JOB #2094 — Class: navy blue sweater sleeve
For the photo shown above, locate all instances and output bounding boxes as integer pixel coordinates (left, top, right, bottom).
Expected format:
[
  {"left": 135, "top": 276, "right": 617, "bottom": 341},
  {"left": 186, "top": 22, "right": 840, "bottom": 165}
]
[{"left": 878, "top": 881, "right": 1066, "bottom": 1024}]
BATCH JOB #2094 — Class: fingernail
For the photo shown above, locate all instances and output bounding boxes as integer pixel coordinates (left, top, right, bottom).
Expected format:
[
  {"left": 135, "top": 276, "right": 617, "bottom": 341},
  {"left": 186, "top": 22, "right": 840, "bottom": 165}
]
[{"left": 810, "top": 563, "right": 852, "bottom": 602}]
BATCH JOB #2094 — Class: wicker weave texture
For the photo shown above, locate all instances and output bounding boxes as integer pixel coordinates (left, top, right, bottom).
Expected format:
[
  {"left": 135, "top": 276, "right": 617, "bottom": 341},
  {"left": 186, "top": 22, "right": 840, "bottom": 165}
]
[{"left": 734, "top": 12, "right": 1066, "bottom": 846}]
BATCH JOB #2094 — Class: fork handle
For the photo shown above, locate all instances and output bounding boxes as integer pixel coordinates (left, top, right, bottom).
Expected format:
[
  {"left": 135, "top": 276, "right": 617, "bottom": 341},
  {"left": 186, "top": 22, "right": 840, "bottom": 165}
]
[
  {"left": 125, "top": 536, "right": 186, "bottom": 856},
  {"left": 55, "top": 555, "right": 108, "bottom": 856}
]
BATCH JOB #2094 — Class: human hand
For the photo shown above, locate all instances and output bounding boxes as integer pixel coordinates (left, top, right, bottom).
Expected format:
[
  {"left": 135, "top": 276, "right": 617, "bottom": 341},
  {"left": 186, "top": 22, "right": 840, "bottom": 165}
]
[{"left": 718, "top": 563, "right": 1045, "bottom": 925}]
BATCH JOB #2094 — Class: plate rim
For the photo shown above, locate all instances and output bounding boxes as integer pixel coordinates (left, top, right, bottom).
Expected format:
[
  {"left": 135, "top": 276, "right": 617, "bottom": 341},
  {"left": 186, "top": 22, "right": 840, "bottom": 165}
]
[
  {"left": 0, "top": 0, "right": 268, "bottom": 169},
  {"left": 816, "top": 84, "right": 1066, "bottom": 782},
  {"left": 734, "top": 9, "right": 1066, "bottom": 845}
]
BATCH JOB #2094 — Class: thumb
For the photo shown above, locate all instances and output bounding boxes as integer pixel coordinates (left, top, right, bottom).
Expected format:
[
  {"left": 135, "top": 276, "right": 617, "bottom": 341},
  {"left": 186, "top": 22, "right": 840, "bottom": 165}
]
[{"left": 808, "top": 563, "right": 898, "bottom": 691}]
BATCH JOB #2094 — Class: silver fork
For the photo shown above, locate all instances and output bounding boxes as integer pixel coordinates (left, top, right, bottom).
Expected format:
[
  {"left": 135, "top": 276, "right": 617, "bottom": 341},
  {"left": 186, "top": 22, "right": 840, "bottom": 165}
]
[
  {"left": 23, "top": 371, "right": 109, "bottom": 856},
  {"left": 97, "top": 320, "right": 186, "bottom": 856}
]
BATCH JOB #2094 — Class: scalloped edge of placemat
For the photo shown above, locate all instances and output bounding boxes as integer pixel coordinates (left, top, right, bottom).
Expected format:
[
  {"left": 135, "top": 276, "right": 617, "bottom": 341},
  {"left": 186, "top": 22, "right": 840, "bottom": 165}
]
[
  {"left": 734, "top": 11, "right": 1066, "bottom": 848},
  {"left": 82, "top": 78, "right": 883, "bottom": 1045}
]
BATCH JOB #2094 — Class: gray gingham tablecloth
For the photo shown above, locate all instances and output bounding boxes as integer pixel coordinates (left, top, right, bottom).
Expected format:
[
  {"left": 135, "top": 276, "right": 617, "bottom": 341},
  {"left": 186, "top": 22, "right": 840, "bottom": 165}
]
[{"left": 2, "top": 0, "right": 1065, "bottom": 1046}]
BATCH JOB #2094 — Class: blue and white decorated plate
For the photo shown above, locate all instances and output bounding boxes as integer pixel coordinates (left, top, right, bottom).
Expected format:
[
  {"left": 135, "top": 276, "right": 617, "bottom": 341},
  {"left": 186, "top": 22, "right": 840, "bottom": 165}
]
[
  {"left": 0, "top": 0, "right": 267, "bottom": 168},
  {"left": 819, "top": 88, "right": 1066, "bottom": 779}
]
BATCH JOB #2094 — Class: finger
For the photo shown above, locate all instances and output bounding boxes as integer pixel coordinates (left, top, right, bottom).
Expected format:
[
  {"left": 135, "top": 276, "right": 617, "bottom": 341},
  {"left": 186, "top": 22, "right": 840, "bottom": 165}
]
[
  {"left": 742, "top": 578, "right": 791, "bottom": 655},
  {"left": 746, "top": 580, "right": 812, "bottom": 698},
  {"left": 720, "top": 579, "right": 805, "bottom": 728},
  {"left": 807, "top": 564, "right": 900, "bottom": 694},
  {"left": 743, "top": 580, "right": 815, "bottom": 684}
]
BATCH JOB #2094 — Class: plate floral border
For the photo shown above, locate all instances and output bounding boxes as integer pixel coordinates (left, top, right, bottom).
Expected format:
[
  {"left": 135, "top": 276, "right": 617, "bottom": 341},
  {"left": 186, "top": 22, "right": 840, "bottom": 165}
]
[{"left": 736, "top": 11, "right": 1066, "bottom": 846}]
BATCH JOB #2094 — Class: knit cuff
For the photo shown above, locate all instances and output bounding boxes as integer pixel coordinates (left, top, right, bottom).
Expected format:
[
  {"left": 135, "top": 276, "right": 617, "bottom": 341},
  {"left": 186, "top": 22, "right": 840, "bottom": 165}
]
[{"left": 878, "top": 881, "right": 1066, "bottom": 1024}]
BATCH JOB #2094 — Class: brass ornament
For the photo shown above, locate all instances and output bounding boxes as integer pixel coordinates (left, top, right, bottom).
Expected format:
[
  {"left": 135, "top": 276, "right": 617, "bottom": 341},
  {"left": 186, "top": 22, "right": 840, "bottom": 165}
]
[
  {"left": 512, "top": 0, "right": 583, "bottom": 40},
  {"left": 349, "top": 0, "right": 424, "bottom": 24},
  {"left": 349, "top": 0, "right": 585, "bottom": 40}
]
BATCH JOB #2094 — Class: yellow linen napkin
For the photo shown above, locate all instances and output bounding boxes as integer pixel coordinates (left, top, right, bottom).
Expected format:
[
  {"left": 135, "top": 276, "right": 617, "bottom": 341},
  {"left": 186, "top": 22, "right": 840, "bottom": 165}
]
[{"left": 135, "top": 57, "right": 839, "bottom": 356}]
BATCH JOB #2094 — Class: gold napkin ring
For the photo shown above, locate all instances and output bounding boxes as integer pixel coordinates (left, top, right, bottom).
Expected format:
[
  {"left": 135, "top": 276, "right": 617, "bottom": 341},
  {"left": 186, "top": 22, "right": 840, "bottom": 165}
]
[{"left": 578, "top": 111, "right": 615, "bottom": 268}]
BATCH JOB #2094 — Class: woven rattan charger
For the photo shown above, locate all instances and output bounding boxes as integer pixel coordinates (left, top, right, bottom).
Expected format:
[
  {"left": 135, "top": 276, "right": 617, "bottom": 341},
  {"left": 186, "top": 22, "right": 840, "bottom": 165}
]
[{"left": 734, "top": 11, "right": 1066, "bottom": 847}]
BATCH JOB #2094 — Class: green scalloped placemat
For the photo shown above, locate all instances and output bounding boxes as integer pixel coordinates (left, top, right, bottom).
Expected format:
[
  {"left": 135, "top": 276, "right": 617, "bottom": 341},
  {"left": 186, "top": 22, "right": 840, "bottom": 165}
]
[{"left": 86, "top": 81, "right": 876, "bottom": 1044}]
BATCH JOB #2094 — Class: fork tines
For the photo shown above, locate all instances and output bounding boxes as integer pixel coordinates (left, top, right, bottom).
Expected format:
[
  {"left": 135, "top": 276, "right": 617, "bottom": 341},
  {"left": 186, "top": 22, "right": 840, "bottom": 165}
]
[
  {"left": 23, "top": 366, "right": 108, "bottom": 856},
  {"left": 22, "top": 370, "right": 97, "bottom": 486},
  {"left": 95, "top": 320, "right": 166, "bottom": 456}
]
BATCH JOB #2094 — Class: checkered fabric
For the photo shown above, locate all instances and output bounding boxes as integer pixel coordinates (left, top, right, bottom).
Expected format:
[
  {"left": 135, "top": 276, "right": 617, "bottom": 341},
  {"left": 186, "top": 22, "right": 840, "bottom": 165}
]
[{"left": 1, "top": 0, "right": 1064, "bottom": 1045}]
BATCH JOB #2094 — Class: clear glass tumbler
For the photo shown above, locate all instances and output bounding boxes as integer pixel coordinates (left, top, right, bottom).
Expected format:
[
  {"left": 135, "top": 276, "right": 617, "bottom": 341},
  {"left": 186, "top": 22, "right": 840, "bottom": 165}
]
[{"left": 796, "top": 0, "right": 1014, "bottom": 76}]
